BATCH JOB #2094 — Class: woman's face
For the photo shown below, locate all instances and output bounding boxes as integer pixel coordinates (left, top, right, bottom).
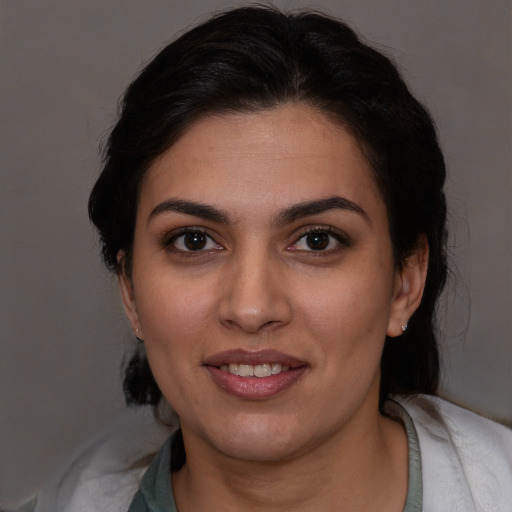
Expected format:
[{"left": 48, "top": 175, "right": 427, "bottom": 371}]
[{"left": 121, "top": 104, "right": 424, "bottom": 462}]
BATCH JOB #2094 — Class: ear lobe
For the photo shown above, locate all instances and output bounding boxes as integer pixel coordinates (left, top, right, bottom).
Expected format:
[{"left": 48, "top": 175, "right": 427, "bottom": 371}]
[
  {"left": 387, "top": 236, "right": 429, "bottom": 337},
  {"left": 117, "top": 250, "right": 141, "bottom": 334}
]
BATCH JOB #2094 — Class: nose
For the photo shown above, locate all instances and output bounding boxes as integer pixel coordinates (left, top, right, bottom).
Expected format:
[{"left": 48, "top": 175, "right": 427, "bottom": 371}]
[{"left": 217, "top": 248, "right": 292, "bottom": 334}]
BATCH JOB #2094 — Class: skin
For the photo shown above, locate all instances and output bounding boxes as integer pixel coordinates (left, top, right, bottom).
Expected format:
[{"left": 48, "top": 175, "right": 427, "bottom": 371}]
[{"left": 119, "top": 104, "right": 428, "bottom": 511}]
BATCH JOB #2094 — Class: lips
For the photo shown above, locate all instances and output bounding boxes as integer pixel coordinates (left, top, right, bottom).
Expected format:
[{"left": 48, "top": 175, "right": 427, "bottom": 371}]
[
  {"left": 203, "top": 349, "right": 307, "bottom": 399},
  {"left": 203, "top": 348, "right": 305, "bottom": 368}
]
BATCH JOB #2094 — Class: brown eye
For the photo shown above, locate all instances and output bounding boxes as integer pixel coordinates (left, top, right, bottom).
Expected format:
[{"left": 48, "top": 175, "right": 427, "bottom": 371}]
[
  {"left": 305, "top": 232, "right": 330, "bottom": 250},
  {"left": 170, "top": 230, "right": 222, "bottom": 252},
  {"left": 288, "top": 228, "right": 348, "bottom": 253},
  {"left": 183, "top": 232, "right": 207, "bottom": 250}
]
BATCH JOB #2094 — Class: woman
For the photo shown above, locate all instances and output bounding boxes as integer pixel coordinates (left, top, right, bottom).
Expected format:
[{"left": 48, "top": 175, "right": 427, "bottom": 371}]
[{"left": 31, "top": 5, "right": 512, "bottom": 512}]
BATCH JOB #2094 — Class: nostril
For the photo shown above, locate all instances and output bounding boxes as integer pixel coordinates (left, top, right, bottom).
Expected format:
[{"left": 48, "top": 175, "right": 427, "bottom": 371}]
[
  {"left": 219, "top": 309, "right": 289, "bottom": 334},
  {"left": 261, "top": 319, "right": 280, "bottom": 330}
]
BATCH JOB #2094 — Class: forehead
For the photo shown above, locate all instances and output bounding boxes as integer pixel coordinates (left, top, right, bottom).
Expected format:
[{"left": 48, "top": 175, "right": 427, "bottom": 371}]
[{"left": 139, "top": 104, "right": 384, "bottom": 221}]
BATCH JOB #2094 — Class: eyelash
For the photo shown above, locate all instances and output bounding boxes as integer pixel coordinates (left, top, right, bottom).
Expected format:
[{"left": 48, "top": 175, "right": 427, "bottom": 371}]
[
  {"left": 162, "top": 228, "right": 223, "bottom": 256},
  {"left": 162, "top": 225, "right": 349, "bottom": 257},
  {"left": 288, "top": 226, "right": 350, "bottom": 254}
]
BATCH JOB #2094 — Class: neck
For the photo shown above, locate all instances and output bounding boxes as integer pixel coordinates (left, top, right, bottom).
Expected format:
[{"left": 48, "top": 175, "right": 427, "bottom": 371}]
[{"left": 172, "top": 411, "right": 408, "bottom": 512}]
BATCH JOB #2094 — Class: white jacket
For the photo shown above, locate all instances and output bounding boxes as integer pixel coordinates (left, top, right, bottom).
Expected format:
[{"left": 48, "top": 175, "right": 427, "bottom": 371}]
[
  {"left": 17, "top": 396, "right": 512, "bottom": 511},
  {"left": 399, "top": 395, "right": 512, "bottom": 511}
]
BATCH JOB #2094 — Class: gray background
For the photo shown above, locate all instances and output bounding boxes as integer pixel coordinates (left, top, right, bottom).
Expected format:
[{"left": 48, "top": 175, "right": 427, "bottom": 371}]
[{"left": 1, "top": 0, "right": 511, "bottom": 506}]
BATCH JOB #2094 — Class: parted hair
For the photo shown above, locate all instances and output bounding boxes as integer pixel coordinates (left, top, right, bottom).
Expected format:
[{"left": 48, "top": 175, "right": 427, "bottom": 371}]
[{"left": 89, "top": 6, "right": 447, "bottom": 412}]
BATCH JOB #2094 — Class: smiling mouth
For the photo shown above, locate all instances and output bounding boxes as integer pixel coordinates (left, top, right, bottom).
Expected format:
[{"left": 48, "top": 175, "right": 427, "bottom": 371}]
[
  {"left": 219, "top": 363, "right": 290, "bottom": 378},
  {"left": 204, "top": 349, "right": 307, "bottom": 398}
]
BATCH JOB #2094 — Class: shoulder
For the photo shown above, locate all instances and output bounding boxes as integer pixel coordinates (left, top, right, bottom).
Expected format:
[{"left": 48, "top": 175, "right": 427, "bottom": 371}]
[
  {"left": 30, "top": 407, "right": 177, "bottom": 512},
  {"left": 396, "top": 394, "right": 512, "bottom": 512}
]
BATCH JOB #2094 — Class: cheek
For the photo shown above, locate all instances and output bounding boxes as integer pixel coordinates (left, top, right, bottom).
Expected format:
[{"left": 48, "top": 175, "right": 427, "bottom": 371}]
[
  {"left": 132, "top": 270, "right": 220, "bottom": 384},
  {"left": 134, "top": 276, "right": 217, "bottom": 406},
  {"left": 297, "top": 260, "right": 395, "bottom": 365},
  {"left": 300, "top": 273, "right": 392, "bottom": 333},
  {"left": 135, "top": 269, "right": 215, "bottom": 330}
]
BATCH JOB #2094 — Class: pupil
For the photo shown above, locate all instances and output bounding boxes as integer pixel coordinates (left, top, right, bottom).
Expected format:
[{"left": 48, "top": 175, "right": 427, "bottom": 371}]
[
  {"left": 184, "top": 232, "right": 206, "bottom": 250},
  {"left": 306, "top": 233, "right": 329, "bottom": 250}
]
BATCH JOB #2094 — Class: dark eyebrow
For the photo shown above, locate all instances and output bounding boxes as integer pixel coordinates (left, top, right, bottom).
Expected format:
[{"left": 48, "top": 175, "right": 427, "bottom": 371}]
[
  {"left": 148, "top": 199, "right": 230, "bottom": 225},
  {"left": 274, "top": 196, "right": 370, "bottom": 226}
]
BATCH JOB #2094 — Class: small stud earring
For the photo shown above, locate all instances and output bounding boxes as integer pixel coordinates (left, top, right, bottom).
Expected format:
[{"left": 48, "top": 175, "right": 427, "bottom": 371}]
[
  {"left": 135, "top": 327, "right": 144, "bottom": 342},
  {"left": 401, "top": 324, "right": 408, "bottom": 332}
]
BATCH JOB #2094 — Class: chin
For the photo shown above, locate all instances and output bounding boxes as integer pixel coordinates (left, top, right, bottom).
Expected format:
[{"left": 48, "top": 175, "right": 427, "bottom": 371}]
[
  {"left": 196, "top": 415, "right": 313, "bottom": 463},
  {"left": 217, "top": 437, "right": 298, "bottom": 463}
]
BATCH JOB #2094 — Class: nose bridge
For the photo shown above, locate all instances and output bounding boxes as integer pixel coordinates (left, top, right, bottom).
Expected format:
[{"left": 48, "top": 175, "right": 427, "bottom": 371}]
[{"left": 218, "top": 242, "right": 290, "bottom": 333}]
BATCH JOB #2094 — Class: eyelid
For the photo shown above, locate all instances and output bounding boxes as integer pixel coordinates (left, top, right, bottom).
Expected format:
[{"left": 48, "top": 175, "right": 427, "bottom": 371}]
[
  {"left": 161, "top": 227, "right": 224, "bottom": 253},
  {"left": 288, "top": 225, "right": 350, "bottom": 252}
]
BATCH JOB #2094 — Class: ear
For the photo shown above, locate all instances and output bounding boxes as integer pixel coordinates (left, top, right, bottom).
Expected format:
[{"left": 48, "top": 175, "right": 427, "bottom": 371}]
[
  {"left": 387, "top": 235, "right": 429, "bottom": 337},
  {"left": 117, "top": 251, "right": 142, "bottom": 336}
]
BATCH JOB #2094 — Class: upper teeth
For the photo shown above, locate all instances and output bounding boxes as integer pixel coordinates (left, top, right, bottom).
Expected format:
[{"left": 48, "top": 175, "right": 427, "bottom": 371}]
[{"left": 219, "top": 363, "right": 290, "bottom": 377}]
